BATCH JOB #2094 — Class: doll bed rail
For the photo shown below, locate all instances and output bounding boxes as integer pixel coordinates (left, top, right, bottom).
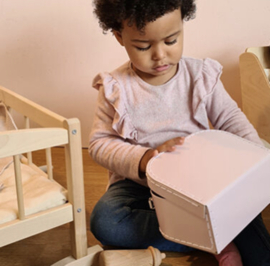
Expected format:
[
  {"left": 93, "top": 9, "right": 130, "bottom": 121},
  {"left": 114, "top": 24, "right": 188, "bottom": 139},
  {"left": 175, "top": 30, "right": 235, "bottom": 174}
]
[{"left": 0, "top": 85, "right": 87, "bottom": 260}]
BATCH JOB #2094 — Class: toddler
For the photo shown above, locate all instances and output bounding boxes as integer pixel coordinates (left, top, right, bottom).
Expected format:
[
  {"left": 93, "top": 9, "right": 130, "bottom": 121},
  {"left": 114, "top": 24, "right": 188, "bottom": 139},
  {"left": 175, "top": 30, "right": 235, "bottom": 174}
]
[{"left": 89, "top": 0, "right": 270, "bottom": 265}]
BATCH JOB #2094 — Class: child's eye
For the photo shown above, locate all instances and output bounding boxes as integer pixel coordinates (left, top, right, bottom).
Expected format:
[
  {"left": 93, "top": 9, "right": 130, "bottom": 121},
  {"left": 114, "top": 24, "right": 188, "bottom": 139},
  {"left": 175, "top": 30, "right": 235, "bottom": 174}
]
[
  {"left": 165, "top": 39, "right": 177, "bottom": 45},
  {"left": 136, "top": 45, "right": 151, "bottom": 51}
]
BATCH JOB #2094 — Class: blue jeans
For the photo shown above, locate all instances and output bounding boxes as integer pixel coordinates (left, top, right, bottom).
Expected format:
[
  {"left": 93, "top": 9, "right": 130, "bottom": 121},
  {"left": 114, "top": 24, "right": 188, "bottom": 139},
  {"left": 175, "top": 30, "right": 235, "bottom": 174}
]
[{"left": 90, "top": 179, "right": 270, "bottom": 265}]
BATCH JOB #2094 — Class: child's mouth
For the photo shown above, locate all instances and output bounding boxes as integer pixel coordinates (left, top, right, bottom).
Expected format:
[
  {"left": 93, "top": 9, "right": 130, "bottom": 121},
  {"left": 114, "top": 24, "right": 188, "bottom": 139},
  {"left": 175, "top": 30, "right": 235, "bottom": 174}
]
[{"left": 154, "top": 64, "right": 170, "bottom": 72}]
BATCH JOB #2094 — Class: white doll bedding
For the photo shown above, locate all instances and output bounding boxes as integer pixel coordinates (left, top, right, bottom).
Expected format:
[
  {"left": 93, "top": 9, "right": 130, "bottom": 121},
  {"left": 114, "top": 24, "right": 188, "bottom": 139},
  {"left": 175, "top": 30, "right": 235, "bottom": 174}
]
[
  {"left": 0, "top": 102, "right": 67, "bottom": 225},
  {"left": 0, "top": 156, "right": 67, "bottom": 225}
]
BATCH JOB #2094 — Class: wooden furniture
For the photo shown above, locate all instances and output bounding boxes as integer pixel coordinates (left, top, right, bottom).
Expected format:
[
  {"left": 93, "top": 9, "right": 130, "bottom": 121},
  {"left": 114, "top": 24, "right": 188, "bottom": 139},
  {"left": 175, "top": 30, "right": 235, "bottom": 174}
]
[
  {"left": 98, "top": 246, "right": 166, "bottom": 266},
  {"left": 239, "top": 46, "right": 270, "bottom": 144},
  {"left": 0, "top": 85, "right": 88, "bottom": 260}
]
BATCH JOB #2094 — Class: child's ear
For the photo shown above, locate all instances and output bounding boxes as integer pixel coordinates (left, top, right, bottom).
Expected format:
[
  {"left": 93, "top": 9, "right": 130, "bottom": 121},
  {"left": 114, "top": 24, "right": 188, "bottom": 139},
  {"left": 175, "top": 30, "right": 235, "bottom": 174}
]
[{"left": 113, "top": 30, "right": 124, "bottom": 46}]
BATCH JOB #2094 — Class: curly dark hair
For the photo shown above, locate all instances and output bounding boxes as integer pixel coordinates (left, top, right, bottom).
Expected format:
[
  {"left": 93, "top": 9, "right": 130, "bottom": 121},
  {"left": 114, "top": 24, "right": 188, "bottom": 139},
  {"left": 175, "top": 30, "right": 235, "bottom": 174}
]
[{"left": 93, "top": 0, "right": 196, "bottom": 32}]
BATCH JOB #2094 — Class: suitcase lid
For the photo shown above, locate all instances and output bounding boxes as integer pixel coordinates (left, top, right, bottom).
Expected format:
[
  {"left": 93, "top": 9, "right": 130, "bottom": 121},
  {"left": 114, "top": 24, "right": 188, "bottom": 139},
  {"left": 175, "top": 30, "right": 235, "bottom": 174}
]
[{"left": 146, "top": 130, "right": 270, "bottom": 205}]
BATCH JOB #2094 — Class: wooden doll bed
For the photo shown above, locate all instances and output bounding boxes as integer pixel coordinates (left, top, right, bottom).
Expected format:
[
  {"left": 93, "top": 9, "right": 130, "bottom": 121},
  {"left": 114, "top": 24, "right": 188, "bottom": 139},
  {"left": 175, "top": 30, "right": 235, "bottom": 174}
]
[
  {"left": 0, "top": 85, "right": 88, "bottom": 261},
  {"left": 239, "top": 46, "right": 270, "bottom": 146}
]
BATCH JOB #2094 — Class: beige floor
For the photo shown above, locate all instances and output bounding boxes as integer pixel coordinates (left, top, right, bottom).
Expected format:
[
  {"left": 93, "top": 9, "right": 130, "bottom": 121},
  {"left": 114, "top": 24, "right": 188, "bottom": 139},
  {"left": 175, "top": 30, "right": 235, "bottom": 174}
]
[{"left": 0, "top": 147, "right": 269, "bottom": 266}]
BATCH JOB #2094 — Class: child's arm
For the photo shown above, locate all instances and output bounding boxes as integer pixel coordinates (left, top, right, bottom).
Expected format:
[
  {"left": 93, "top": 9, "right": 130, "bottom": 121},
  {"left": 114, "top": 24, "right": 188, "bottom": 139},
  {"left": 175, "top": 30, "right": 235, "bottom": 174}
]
[
  {"left": 89, "top": 86, "right": 150, "bottom": 181},
  {"left": 89, "top": 86, "right": 186, "bottom": 179},
  {"left": 205, "top": 79, "right": 262, "bottom": 145}
]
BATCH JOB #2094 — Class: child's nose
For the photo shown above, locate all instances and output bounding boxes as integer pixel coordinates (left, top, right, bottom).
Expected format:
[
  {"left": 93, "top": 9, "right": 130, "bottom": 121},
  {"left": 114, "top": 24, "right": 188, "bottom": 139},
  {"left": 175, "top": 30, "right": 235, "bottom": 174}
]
[{"left": 152, "top": 46, "right": 165, "bottom": 61}]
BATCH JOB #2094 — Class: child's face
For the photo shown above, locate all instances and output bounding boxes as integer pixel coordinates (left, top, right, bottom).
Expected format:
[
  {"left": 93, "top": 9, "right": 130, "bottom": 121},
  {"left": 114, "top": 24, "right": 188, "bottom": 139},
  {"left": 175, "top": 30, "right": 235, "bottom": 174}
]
[{"left": 114, "top": 8, "right": 184, "bottom": 86}]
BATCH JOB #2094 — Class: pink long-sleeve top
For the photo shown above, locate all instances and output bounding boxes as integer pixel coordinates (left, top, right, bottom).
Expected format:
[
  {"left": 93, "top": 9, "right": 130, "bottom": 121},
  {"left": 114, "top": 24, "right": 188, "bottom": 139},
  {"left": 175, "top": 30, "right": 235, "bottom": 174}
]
[{"left": 89, "top": 57, "right": 261, "bottom": 187}]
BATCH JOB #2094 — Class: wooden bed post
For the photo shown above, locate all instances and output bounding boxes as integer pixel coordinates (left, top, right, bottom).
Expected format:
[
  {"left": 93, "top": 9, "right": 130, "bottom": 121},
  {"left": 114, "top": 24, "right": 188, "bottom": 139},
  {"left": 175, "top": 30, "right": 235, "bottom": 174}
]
[{"left": 64, "top": 118, "right": 88, "bottom": 259}]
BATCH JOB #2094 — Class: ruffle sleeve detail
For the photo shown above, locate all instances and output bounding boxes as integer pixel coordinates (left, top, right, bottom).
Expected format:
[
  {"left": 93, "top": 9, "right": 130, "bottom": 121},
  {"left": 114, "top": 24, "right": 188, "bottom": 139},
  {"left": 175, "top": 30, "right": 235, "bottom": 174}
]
[
  {"left": 192, "top": 58, "right": 223, "bottom": 128},
  {"left": 93, "top": 73, "right": 138, "bottom": 141}
]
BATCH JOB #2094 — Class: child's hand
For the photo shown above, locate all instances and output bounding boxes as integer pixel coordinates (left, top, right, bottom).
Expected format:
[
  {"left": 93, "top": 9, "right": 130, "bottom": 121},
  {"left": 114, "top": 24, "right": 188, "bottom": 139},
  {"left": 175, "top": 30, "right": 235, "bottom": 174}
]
[
  {"left": 155, "top": 137, "right": 185, "bottom": 153},
  {"left": 139, "top": 137, "right": 185, "bottom": 174}
]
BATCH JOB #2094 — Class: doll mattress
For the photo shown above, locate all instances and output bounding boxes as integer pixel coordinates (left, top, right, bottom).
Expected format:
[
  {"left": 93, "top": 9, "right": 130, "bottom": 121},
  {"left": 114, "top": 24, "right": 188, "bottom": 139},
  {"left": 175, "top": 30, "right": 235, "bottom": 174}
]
[
  {"left": 146, "top": 130, "right": 270, "bottom": 254},
  {"left": 0, "top": 156, "right": 67, "bottom": 225}
]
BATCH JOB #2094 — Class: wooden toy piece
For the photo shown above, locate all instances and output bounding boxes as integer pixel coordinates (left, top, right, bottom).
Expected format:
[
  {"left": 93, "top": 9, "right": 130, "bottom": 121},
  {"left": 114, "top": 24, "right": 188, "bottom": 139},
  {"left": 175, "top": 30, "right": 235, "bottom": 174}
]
[{"left": 98, "top": 246, "right": 166, "bottom": 266}]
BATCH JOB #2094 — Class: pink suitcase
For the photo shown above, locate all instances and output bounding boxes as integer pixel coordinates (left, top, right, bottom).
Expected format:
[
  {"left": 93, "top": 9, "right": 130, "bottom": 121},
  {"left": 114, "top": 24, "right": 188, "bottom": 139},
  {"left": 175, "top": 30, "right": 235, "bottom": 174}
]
[{"left": 146, "top": 130, "right": 270, "bottom": 254}]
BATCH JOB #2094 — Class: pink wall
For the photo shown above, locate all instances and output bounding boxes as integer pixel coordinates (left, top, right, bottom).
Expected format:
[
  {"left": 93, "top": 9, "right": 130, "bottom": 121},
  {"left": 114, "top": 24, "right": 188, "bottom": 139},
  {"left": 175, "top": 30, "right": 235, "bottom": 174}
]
[
  {"left": 184, "top": 0, "right": 270, "bottom": 106},
  {"left": 0, "top": 0, "right": 269, "bottom": 146}
]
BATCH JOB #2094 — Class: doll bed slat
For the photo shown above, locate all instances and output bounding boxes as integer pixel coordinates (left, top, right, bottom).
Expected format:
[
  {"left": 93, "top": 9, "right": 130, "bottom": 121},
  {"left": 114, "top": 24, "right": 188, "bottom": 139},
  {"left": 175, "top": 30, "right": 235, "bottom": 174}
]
[
  {"left": 46, "top": 147, "right": 53, "bottom": 180},
  {"left": 239, "top": 46, "right": 270, "bottom": 144},
  {"left": 13, "top": 154, "right": 25, "bottom": 220},
  {"left": 0, "top": 85, "right": 88, "bottom": 260}
]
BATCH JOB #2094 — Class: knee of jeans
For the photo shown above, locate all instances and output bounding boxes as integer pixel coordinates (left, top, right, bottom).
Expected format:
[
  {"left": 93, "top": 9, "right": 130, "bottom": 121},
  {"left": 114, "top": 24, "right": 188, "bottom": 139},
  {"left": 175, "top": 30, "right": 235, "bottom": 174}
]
[
  {"left": 90, "top": 210, "right": 127, "bottom": 246},
  {"left": 90, "top": 204, "right": 153, "bottom": 247},
  {"left": 90, "top": 200, "right": 129, "bottom": 243},
  {"left": 90, "top": 203, "right": 109, "bottom": 234},
  {"left": 90, "top": 209, "right": 110, "bottom": 244}
]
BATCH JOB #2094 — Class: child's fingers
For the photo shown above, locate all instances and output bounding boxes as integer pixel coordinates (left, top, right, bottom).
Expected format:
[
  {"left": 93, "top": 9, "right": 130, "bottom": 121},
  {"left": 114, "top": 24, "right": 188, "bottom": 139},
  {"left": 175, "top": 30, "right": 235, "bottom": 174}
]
[
  {"left": 174, "top": 137, "right": 185, "bottom": 145},
  {"left": 157, "top": 137, "right": 185, "bottom": 153}
]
